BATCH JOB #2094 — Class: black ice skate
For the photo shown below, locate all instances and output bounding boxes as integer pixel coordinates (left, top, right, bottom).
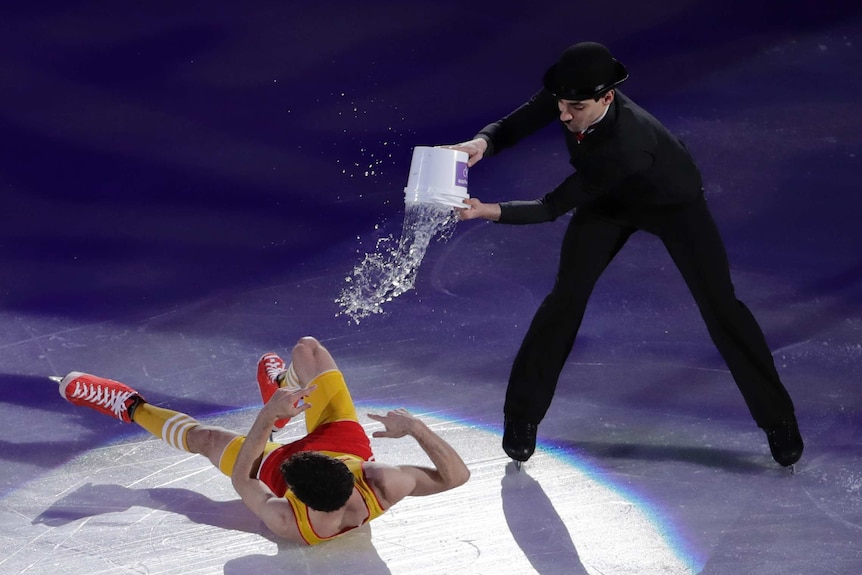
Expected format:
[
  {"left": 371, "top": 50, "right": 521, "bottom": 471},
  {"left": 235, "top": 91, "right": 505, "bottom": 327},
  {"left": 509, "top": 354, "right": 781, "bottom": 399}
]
[
  {"left": 503, "top": 418, "right": 537, "bottom": 470},
  {"left": 765, "top": 414, "right": 804, "bottom": 473}
]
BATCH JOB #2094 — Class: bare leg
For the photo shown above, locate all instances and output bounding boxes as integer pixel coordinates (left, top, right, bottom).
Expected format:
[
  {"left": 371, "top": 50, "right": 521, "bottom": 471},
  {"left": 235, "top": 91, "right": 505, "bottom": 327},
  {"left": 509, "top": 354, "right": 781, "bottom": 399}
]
[
  {"left": 290, "top": 336, "right": 338, "bottom": 385},
  {"left": 128, "top": 399, "right": 247, "bottom": 473},
  {"left": 177, "top": 424, "right": 241, "bottom": 469}
]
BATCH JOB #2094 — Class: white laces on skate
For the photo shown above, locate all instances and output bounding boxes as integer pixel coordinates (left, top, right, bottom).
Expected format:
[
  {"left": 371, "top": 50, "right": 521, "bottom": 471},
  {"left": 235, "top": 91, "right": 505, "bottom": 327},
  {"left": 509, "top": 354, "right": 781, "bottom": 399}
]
[
  {"left": 70, "top": 380, "right": 136, "bottom": 420},
  {"left": 263, "top": 357, "right": 286, "bottom": 383}
]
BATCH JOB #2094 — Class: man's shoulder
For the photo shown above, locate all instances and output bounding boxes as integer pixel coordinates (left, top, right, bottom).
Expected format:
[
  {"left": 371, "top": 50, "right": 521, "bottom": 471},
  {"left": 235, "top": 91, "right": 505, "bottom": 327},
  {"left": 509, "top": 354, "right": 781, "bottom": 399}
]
[
  {"left": 604, "top": 92, "right": 667, "bottom": 152},
  {"left": 257, "top": 492, "right": 307, "bottom": 543},
  {"left": 361, "top": 461, "right": 399, "bottom": 480},
  {"left": 613, "top": 93, "right": 655, "bottom": 125},
  {"left": 615, "top": 92, "right": 670, "bottom": 132},
  {"left": 357, "top": 462, "right": 406, "bottom": 508}
]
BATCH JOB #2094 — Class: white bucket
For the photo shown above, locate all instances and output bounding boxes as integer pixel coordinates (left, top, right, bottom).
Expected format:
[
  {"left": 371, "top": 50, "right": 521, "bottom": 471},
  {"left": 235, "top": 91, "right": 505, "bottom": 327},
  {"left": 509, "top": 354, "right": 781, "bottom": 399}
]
[{"left": 403, "top": 146, "right": 469, "bottom": 208}]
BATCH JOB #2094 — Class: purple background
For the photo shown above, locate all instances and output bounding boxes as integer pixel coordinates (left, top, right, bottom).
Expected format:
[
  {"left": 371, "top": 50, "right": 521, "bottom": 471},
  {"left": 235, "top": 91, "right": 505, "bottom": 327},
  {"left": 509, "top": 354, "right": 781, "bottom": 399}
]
[
  {"left": 2, "top": 1, "right": 861, "bottom": 573},
  {"left": 456, "top": 160, "right": 469, "bottom": 188}
]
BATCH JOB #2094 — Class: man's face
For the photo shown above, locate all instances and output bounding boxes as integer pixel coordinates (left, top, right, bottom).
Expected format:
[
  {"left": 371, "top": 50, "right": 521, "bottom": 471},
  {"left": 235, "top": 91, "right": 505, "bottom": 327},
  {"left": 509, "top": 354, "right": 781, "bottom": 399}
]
[{"left": 557, "top": 91, "right": 613, "bottom": 133}]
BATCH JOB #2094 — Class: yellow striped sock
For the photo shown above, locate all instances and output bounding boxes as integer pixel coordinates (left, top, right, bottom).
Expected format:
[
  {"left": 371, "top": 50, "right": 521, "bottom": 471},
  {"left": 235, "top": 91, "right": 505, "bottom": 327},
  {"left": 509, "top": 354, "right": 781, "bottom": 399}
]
[
  {"left": 280, "top": 362, "right": 302, "bottom": 390},
  {"left": 132, "top": 403, "right": 197, "bottom": 452}
]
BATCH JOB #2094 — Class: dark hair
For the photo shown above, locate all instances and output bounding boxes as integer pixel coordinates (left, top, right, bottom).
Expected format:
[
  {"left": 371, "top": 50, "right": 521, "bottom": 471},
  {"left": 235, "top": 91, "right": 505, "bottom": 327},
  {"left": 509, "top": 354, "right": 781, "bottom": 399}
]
[
  {"left": 593, "top": 88, "right": 613, "bottom": 102},
  {"left": 280, "top": 452, "right": 355, "bottom": 512}
]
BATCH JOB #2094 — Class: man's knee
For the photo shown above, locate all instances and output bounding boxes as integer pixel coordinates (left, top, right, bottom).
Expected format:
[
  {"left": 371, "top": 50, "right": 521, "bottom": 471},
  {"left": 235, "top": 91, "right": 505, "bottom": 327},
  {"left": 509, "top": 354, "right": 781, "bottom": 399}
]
[
  {"left": 291, "top": 336, "right": 337, "bottom": 383},
  {"left": 295, "top": 336, "right": 321, "bottom": 349},
  {"left": 186, "top": 425, "right": 234, "bottom": 459},
  {"left": 293, "top": 336, "right": 322, "bottom": 364}
]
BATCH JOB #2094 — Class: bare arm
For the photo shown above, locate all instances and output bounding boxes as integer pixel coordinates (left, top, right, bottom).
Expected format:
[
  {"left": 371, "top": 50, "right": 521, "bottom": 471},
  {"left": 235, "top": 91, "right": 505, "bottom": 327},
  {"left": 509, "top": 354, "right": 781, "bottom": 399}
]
[
  {"left": 366, "top": 409, "right": 470, "bottom": 504},
  {"left": 231, "top": 386, "right": 315, "bottom": 543}
]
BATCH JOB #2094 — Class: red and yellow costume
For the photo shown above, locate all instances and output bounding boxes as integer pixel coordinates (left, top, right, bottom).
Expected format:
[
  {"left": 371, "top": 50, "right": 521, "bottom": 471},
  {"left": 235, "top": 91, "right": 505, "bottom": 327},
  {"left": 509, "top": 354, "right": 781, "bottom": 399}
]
[{"left": 218, "top": 369, "right": 386, "bottom": 544}]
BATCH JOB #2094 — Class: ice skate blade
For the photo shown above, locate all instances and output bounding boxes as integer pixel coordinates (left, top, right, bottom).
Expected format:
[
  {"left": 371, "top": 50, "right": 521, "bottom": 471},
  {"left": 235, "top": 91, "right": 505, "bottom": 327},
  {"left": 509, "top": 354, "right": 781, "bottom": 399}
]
[
  {"left": 48, "top": 376, "right": 63, "bottom": 383},
  {"left": 513, "top": 460, "right": 523, "bottom": 471}
]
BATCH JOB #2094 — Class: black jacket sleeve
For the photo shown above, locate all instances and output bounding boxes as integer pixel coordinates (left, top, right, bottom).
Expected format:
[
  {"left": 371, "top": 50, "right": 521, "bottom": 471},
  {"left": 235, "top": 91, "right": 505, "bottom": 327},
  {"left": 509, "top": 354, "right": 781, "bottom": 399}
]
[
  {"left": 476, "top": 90, "right": 699, "bottom": 225},
  {"left": 498, "top": 145, "right": 655, "bottom": 224},
  {"left": 476, "top": 89, "right": 558, "bottom": 158}
]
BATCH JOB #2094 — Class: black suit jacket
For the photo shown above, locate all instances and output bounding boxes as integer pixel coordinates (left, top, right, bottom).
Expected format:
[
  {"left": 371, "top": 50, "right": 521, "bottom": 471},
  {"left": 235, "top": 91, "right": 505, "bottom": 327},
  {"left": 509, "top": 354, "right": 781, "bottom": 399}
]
[{"left": 477, "top": 90, "right": 704, "bottom": 224}]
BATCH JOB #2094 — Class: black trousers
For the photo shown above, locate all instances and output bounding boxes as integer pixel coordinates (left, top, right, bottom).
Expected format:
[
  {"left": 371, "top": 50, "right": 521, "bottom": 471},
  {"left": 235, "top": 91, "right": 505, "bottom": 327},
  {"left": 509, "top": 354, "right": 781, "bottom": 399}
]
[{"left": 504, "top": 195, "right": 795, "bottom": 429}]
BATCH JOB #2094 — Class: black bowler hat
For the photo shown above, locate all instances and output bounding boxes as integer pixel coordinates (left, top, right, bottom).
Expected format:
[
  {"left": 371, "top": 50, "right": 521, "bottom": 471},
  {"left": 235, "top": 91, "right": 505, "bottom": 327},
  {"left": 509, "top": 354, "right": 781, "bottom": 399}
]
[{"left": 543, "top": 42, "right": 628, "bottom": 101}]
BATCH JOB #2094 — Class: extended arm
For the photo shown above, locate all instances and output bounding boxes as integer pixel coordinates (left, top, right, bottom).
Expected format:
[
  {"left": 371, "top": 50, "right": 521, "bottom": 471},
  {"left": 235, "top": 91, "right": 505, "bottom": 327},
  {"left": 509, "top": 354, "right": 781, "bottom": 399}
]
[
  {"left": 366, "top": 409, "right": 470, "bottom": 504},
  {"left": 231, "top": 386, "right": 315, "bottom": 542},
  {"left": 445, "top": 89, "right": 557, "bottom": 168},
  {"left": 477, "top": 89, "right": 559, "bottom": 156},
  {"left": 448, "top": 90, "right": 564, "bottom": 224}
]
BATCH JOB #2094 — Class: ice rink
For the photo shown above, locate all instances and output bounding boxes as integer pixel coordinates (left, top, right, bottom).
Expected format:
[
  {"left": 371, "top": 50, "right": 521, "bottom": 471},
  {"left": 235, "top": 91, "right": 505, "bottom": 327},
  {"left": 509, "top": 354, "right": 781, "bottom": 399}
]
[{"left": 2, "top": 2, "right": 861, "bottom": 574}]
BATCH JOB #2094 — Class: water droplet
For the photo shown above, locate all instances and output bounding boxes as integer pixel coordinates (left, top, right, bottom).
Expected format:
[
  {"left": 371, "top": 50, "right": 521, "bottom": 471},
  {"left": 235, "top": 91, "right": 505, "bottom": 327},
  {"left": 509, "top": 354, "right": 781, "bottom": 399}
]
[{"left": 335, "top": 204, "right": 458, "bottom": 323}]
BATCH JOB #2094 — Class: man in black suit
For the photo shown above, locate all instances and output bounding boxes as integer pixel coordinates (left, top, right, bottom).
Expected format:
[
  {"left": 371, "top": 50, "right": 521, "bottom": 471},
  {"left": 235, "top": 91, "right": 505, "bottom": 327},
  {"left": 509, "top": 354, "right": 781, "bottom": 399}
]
[{"left": 450, "top": 42, "right": 803, "bottom": 469}]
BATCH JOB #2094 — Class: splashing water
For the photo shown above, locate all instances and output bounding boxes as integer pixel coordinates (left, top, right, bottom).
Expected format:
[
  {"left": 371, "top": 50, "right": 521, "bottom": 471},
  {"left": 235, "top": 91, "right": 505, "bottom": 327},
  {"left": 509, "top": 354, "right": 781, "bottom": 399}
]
[{"left": 337, "top": 203, "right": 458, "bottom": 323}]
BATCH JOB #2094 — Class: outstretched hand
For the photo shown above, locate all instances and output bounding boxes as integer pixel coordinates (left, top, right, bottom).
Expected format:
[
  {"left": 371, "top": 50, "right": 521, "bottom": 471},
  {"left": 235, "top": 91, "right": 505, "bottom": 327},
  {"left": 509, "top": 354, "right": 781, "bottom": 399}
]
[
  {"left": 264, "top": 385, "right": 316, "bottom": 419},
  {"left": 367, "top": 408, "right": 419, "bottom": 439}
]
